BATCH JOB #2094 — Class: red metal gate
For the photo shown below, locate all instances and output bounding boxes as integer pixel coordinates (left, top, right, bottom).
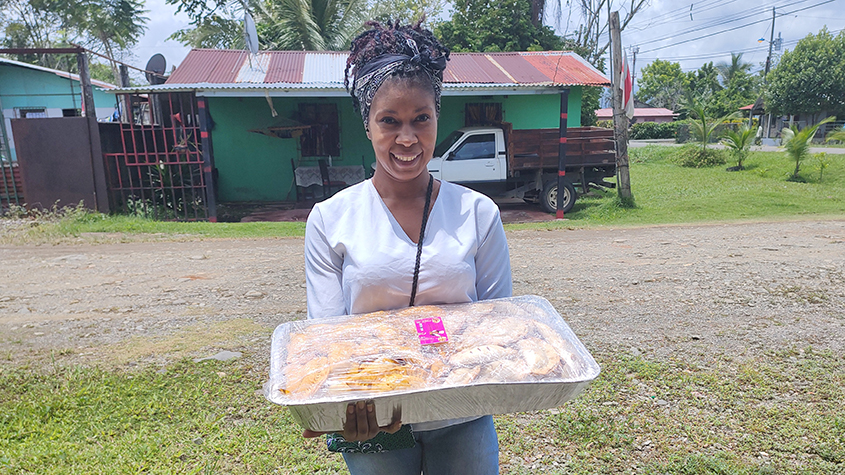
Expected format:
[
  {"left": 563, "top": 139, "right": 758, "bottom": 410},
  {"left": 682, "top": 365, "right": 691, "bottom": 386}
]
[{"left": 104, "top": 92, "right": 210, "bottom": 221}]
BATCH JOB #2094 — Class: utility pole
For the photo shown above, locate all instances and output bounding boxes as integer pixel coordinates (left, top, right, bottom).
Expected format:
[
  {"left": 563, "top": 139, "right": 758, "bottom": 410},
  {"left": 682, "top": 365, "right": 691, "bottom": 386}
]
[
  {"left": 764, "top": 7, "right": 776, "bottom": 77},
  {"left": 76, "top": 52, "right": 109, "bottom": 213},
  {"left": 632, "top": 46, "right": 639, "bottom": 99},
  {"left": 610, "top": 11, "right": 633, "bottom": 201},
  {"left": 764, "top": 7, "right": 776, "bottom": 139}
]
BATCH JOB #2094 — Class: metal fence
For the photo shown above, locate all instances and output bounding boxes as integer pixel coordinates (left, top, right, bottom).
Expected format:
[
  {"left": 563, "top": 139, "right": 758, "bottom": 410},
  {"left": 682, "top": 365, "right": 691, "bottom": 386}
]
[{"left": 103, "top": 92, "right": 210, "bottom": 221}]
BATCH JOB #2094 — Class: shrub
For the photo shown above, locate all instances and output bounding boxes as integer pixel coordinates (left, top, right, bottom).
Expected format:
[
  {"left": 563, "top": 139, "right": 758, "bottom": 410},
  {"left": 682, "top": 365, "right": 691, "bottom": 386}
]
[
  {"left": 596, "top": 119, "right": 613, "bottom": 129},
  {"left": 629, "top": 121, "right": 681, "bottom": 140},
  {"left": 673, "top": 144, "right": 727, "bottom": 168}
]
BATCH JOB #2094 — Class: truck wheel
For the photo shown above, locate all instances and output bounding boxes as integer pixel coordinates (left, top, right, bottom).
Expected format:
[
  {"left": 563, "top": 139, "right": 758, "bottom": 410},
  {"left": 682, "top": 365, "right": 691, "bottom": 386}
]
[{"left": 540, "top": 179, "right": 576, "bottom": 214}]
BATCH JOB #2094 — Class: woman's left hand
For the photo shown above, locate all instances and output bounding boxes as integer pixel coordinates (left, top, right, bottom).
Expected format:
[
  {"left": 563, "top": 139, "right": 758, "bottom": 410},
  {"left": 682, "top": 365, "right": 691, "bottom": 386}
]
[{"left": 302, "top": 400, "right": 402, "bottom": 440}]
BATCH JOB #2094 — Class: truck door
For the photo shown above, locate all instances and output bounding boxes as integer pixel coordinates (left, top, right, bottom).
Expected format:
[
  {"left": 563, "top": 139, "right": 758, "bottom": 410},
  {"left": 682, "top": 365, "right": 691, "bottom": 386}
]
[{"left": 439, "top": 133, "right": 504, "bottom": 183}]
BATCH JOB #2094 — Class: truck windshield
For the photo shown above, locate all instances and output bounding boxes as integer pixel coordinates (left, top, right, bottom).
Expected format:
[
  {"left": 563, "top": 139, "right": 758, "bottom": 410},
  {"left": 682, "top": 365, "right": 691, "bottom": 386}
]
[{"left": 434, "top": 131, "right": 464, "bottom": 158}]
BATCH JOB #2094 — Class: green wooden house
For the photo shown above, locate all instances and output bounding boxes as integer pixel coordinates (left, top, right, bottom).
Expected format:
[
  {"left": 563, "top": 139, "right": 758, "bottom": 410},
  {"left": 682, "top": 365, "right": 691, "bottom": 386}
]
[{"left": 109, "top": 49, "right": 609, "bottom": 208}]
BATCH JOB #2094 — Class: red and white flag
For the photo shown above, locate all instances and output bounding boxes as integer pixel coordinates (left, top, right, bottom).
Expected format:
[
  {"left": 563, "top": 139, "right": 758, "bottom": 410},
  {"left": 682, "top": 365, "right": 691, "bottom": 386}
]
[{"left": 620, "top": 50, "right": 634, "bottom": 120}]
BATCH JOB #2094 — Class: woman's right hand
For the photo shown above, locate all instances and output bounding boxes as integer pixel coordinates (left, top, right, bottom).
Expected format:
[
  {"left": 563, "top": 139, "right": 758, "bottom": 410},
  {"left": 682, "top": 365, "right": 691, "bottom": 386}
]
[{"left": 302, "top": 401, "right": 402, "bottom": 441}]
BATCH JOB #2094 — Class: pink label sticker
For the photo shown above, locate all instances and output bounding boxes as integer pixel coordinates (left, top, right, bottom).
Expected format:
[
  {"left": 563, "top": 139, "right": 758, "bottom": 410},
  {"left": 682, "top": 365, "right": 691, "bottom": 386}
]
[{"left": 415, "top": 317, "right": 449, "bottom": 345}]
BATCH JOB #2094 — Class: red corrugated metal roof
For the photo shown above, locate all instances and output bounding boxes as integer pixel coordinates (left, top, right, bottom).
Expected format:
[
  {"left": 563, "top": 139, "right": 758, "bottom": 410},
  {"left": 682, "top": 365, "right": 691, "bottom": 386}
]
[
  {"left": 266, "top": 51, "right": 305, "bottom": 83},
  {"left": 446, "top": 54, "right": 514, "bottom": 83},
  {"left": 487, "top": 53, "right": 551, "bottom": 84},
  {"left": 165, "top": 49, "right": 609, "bottom": 87},
  {"left": 520, "top": 52, "right": 609, "bottom": 86}
]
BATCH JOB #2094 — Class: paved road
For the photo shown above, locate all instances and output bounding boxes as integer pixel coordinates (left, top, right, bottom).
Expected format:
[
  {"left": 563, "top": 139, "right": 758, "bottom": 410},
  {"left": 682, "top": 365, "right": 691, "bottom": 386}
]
[{"left": 629, "top": 139, "right": 845, "bottom": 154}]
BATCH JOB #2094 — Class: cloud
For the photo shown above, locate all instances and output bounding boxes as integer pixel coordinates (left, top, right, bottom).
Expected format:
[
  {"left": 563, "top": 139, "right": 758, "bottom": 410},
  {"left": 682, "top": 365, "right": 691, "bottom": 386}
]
[{"left": 134, "top": 0, "right": 192, "bottom": 75}]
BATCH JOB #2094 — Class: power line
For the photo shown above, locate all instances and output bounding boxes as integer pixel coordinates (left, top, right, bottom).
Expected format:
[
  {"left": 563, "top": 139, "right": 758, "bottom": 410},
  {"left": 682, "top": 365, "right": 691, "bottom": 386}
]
[
  {"left": 635, "top": 0, "right": 817, "bottom": 47},
  {"left": 635, "top": 26, "right": 842, "bottom": 66},
  {"left": 638, "top": 0, "right": 837, "bottom": 54}
]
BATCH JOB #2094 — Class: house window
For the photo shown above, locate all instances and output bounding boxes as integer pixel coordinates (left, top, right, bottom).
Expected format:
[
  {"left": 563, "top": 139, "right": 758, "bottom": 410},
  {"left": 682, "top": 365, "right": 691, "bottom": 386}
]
[
  {"left": 62, "top": 108, "right": 82, "bottom": 117},
  {"left": 465, "top": 103, "right": 502, "bottom": 126},
  {"left": 299, "top": 103, "right": 340, "bottom": 157},
  {"left": 16, "top": 107, "right": 47, "bottom": 119}
]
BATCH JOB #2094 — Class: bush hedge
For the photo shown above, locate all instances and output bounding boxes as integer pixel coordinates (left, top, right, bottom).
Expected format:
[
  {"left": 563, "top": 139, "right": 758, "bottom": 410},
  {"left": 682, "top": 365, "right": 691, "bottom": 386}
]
[{"left": 629, "top": 121, "right": 682, "bottom": 140}]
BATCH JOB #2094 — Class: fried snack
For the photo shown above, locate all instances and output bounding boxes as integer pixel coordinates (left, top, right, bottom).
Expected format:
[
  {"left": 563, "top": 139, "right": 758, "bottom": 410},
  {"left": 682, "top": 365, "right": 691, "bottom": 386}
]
[{"left": 278, "top": 301, "right": 579, "bottom": 400}]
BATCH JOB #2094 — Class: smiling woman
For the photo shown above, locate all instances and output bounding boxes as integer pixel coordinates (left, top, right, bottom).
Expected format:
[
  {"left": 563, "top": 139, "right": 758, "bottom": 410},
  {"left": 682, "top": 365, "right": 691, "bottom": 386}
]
[{"left": 299, "top": 19, "right": 513, "bottom": 475}]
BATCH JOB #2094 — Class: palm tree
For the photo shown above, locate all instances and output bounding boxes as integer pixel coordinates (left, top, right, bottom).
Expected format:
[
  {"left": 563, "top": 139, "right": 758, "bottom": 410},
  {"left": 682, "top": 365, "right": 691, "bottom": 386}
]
[
  {"left": 781, "top": 116, "right": 835, "bottom": 179},
  {"left": 257, "top": 0, "right": 367, "bottom": 51},
  {"left": 685, "top": 99, "right": 739, "bottom": 152},
  {"left": 716, "top": 52, "right": 752, "bottom": 86},
  {"left": 826, "top": 126, "right": 845, "bottom": 144},
  {"left": 721, "top": 124, "right": 754, "bottom": 170}
]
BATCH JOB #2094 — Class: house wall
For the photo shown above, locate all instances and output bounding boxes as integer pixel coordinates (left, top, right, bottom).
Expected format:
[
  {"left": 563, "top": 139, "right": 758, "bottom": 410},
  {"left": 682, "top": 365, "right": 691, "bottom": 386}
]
[
  {"left": 207, "top": 87, "right": 583, "bottom": 203},
  {"left": 208, "top": 96, "right": 371, "bottom": 202},
  {"left": 438, "top": 87, "right": 581, "bottom": 132},
  {"left": 0, "top": 63, "right": 115, "bottom": 161}
]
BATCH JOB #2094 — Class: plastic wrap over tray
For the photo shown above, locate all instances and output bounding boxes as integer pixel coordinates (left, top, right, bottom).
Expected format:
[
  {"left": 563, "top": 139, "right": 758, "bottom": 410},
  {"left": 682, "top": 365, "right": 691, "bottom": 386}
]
[{"left": 264, "top": 295, "right": 600, "bottom": 432}]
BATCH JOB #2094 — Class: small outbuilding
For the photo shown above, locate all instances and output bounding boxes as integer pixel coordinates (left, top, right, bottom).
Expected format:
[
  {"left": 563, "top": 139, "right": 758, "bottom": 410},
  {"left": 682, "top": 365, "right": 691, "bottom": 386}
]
[{"left": 0, "top": 57, "right": 116, "bottom": 162}]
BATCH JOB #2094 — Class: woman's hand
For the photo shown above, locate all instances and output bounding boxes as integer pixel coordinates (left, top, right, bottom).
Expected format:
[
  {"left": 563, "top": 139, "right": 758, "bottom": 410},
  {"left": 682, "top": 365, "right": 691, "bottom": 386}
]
[{"left": 302, "top": 401, "right": 402, "bottom": 440}]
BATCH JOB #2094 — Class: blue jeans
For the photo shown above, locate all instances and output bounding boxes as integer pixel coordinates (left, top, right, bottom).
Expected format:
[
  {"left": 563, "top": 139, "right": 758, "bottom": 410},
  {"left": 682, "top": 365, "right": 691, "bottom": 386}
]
[{"left": 342, "top": 415, "right": 499, "bottom": 475}]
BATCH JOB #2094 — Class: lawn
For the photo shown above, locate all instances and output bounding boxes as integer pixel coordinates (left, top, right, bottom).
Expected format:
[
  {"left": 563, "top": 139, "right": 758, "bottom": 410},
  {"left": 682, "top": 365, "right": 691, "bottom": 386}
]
[
  {"left": 540, "top": 146, "right": 845, "bottom": 228},
  {"left": 1, "top": 350, "right": 842, "bottom": 474}
]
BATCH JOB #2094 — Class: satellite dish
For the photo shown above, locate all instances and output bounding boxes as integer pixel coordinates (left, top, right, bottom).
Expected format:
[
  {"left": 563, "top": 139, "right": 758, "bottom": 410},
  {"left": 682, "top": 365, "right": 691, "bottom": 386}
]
[
  {"left": 244, "top": 11, "right": 259, "bottom": 55},
  {"left": 145, "top": 53, "right": 167, "bottom": 85}
]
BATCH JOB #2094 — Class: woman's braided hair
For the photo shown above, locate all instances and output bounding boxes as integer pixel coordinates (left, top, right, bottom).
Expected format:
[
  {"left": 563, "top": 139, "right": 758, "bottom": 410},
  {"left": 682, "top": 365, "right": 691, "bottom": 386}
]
[{"left": 344, "top": 19, "right": 450, "bottom": 127}]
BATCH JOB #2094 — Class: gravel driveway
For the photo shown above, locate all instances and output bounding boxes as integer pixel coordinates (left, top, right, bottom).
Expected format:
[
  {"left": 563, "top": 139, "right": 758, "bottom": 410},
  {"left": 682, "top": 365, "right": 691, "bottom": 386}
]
[{"left": 2, "top": 219, "right": 843, "bottom": 372}]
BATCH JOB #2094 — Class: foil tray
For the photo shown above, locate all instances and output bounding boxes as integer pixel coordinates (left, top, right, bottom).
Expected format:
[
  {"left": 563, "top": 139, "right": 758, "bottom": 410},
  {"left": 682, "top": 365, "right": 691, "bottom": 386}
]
[{"left": 264, "top": 295, "right": 600, "bottom": 432}]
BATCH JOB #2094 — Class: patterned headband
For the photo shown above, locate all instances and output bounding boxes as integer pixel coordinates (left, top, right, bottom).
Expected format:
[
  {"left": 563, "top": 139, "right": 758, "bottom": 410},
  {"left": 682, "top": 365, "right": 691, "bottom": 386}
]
[{"left": 350, "top": 38, "right": 448, "bottom": 130}]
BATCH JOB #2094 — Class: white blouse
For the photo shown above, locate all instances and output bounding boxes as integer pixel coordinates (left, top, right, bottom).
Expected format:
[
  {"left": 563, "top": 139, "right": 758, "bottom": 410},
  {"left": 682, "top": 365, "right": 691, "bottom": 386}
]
[
  {"left": 303, "top": 179, "right": 513, "bottom": 432},
  {"left": 305, "top": 179, "right": 512, "bottom": 318}
]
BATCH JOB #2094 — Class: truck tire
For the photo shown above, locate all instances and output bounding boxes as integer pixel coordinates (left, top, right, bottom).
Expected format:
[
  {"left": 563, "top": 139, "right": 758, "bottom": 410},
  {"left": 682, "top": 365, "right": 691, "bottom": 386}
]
[{"left": 540, "top": 179, "right": 576, "bottom": 214}]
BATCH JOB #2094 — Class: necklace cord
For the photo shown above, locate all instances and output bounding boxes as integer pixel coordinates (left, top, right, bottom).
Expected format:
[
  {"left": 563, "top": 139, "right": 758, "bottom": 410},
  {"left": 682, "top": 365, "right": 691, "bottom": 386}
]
[{"left": 409, "top": 175, "right": 434, "bottom": 307}]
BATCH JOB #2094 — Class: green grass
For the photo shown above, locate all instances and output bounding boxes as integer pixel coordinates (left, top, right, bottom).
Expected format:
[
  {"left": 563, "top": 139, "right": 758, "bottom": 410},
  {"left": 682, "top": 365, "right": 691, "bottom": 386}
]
[
  {"left": 0, "top": 361, "right": 345, "bottom": 475},
  {"left": 2, "top": 350, "right": 842, "bottom": 474},
  {"left": 1, "top": 145, "right": 843, "bottom": 244},
  {"left": 551, "top": 146, "right": 845, "bottom": 227}
]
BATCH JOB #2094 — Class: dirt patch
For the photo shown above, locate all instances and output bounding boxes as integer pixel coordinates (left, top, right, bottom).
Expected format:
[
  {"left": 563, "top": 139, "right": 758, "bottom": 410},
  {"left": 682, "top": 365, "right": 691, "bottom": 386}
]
[{"left": 1, "top": 220, "right": 844, "bottom": 372}]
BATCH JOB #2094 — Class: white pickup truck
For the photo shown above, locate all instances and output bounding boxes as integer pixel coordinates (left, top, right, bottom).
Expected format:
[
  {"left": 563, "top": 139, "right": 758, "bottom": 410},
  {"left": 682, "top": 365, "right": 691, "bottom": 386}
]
[{"left": 427, "top": 125, "right": 616, "bottom": 213}]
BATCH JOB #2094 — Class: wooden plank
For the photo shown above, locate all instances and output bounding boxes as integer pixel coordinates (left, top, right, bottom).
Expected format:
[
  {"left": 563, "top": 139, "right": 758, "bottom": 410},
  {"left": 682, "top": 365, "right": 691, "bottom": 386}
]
[{"left": 510, "top": 127, "right": 615, "bottom": 170}]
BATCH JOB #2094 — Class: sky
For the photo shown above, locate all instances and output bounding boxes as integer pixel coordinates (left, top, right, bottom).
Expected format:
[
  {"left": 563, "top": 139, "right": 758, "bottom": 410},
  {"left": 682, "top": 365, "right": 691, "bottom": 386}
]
[{"left": 133, "top": 0, "right": 844, "bottom": 83}]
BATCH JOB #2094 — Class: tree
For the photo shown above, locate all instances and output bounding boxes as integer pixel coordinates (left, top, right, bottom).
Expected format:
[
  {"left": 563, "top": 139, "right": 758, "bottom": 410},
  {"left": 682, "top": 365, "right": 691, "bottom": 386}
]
[
  {"left": 767, "top": 28, "right": 845, "bottom": 121},
  {"left": 76, "top": 0, "right": 149, "bottom": 84},
  {"left": 826, "top": 127, "right": 845, "bottom": 144},
  {"left": 167, "top": 0, "right": 367, "bottom": 51},
  {"left": 686, "top": 61, "right": 721, "bottom": 101},
  {"left": 367, "top": 0, "right": 446, "bottom": 27},
  {"left": 257, "top": 0, "right": 366, "bottom": 50},
  {"left": 1, "top": 0, "right": 81, "bottom": 70},
  {"left": 715, "top": 52, "right": 751, "bottom": 86},
  {"left": 434, "top": 0, "right": 564, "bottom": 53},
  {"left": 542, "top": 0, "right": 648, "bottom": 65},
  {"left": 781, "top": 116, "right": 835, "bottom": 179},
  {"left": 169, "top": 13, "right": 244, "bottom": 49},
  {"left": 685, "top": 98, "right": 738, "bottom": 152},
  {"left": 721, "top": 124, "right": 754, "bottom": 170},
  {"left": 636, "top": 59, "right": 687, "bottom": 110},
  {"left": 710, "top": 58, "right": 760, "bottom": 118},
  {"left": 1, "top": 0, "right": 147, "bottom": 82}
]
